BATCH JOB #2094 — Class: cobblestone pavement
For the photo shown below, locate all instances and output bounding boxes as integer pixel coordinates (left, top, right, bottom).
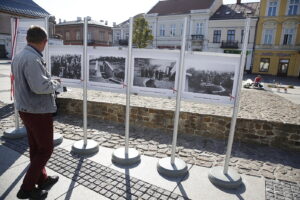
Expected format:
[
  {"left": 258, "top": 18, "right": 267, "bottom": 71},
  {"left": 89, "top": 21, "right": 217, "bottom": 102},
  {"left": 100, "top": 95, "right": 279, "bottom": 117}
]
[
  {"left": 1, "top": 137, "right": 188, "bottom": 200},
  {"left": 58, "top": 88, "right": 300, "bottom": 124}
]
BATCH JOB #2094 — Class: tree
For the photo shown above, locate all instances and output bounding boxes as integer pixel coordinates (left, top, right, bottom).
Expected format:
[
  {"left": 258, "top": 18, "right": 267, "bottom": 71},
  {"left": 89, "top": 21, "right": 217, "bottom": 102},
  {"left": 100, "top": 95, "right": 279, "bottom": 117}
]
[{"left": 133, "top": 17, "right": 153, "bottom": 48}]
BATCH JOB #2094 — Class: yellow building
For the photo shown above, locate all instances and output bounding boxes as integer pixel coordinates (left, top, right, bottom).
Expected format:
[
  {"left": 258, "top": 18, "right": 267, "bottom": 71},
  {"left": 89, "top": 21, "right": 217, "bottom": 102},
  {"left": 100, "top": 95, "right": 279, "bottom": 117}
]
[{"left": 253, "top": 0, "right": 300, "bottom": 77}]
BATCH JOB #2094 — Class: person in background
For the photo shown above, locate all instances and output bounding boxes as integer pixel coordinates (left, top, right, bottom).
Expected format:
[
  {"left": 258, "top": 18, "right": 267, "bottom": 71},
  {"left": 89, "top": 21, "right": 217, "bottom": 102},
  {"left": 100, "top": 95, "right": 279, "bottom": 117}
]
[
  {"left": 12, "top": 26, "right": 61, "bottom": 199},
  {"left": 253, "top": 75, "right": 263, "bottom": 88}
]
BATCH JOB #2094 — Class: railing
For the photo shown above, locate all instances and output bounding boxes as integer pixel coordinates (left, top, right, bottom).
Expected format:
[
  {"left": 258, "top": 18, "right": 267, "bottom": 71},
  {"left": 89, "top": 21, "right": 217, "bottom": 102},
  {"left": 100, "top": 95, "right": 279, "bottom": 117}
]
[
  {"left": 221, "top": 40, "right": 239, "bottom": 49},
  {"left": 118, "top": 39, "right": 128, "bottom": 46},
  {"left": 191, "top": 34, "right": 204, "bottom": 41}
]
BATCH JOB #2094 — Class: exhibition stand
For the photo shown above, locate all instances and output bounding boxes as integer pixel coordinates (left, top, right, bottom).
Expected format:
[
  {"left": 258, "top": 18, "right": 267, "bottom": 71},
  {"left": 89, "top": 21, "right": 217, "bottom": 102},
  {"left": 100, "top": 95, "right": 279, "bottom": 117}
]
[
  {"left": 111, "top": 17, "right": 141, "bottom": 165},
  {"left": 72, "top": 17, "right": 99, "bottom": 155},
  {"left": 7, "top": 15, "right": 252, "bottom": 190},
  {"left": 157, "top": 17, "right": 188, "bottom": 178}
]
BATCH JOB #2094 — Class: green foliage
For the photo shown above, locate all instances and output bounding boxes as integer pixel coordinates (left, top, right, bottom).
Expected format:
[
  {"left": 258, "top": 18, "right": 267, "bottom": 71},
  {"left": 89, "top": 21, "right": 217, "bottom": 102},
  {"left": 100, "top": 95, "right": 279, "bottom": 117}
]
[{"left": 133, "top": 17, "right": 153, "bottom": 48}]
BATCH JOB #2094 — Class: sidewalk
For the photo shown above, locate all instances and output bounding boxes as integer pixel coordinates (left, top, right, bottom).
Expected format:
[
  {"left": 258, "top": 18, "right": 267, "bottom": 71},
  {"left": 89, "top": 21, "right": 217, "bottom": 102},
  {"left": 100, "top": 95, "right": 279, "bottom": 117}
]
[
  {"left": 0, "top": 136, "right": 265, "bottom": 200},
  {"left": 1, "top": 108, "right": 300, "bottom": 200}
]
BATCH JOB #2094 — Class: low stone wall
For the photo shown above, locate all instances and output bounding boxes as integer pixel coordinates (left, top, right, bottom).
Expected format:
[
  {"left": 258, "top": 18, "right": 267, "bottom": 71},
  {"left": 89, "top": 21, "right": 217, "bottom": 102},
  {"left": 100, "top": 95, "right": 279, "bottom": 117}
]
[{"left": 57, "top": 98, "right": 300, "bottom": 151}]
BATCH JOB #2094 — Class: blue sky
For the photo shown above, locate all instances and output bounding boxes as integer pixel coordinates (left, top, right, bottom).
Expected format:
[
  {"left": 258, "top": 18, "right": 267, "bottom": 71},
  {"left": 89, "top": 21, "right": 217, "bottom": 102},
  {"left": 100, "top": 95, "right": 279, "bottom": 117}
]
[{"left": 33, "top": 0, "right": 260, "bottom": 25}]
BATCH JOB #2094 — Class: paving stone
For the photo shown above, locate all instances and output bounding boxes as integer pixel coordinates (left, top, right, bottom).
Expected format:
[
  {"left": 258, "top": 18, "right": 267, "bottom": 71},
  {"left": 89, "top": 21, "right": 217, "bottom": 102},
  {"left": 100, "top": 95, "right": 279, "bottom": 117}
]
[{"left": 1, "top": 137, "right": 186, "bottom": 200}]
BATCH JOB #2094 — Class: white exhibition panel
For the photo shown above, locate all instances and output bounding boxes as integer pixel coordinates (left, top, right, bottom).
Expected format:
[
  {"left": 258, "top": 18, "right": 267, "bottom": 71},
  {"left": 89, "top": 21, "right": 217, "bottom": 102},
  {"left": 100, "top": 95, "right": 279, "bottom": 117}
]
[
  {"left": 131, "top": 48, "right": 181, "bottom": 98},
  {"left": 49, "top": 45, "right": 84, "bottom": 88},
  {"left": 182, "top": 52, "right": 241, "bottom": 105},
  {"left": 14, "top": 18, "right": 46, "bottom": 55},
  {"left": 87, "top": 46, "right": 128, "bottom": 93}
]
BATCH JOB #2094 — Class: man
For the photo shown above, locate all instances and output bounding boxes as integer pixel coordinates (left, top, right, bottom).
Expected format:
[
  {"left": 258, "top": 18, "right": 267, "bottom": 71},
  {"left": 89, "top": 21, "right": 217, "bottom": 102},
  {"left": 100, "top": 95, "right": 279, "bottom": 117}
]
[{"left": 12, "top": 26, "right": 61, "bottom": 199}]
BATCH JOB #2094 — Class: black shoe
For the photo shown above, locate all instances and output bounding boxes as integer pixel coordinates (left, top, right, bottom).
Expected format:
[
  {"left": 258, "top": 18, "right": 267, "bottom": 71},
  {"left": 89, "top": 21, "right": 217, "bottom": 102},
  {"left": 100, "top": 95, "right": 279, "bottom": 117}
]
[
  {"left": 38, "top": 175, "right": 59, "bottom": 190},
  {"left": 17, "top": 188, "right": 48, "bottom": 199}
]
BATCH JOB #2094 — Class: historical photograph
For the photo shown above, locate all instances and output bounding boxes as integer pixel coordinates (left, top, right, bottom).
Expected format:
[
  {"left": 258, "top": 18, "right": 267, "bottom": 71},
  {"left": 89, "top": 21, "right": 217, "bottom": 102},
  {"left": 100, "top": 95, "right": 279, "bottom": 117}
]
[
  {"left": 51, "top": 54, "right": 82, "bottom": 79},
  {"left": 133, "top": 58, "right": 176, "bottom": 89},
  {"left": 184, "top": 63, "right": 235, "bottom": 96},
  {"left": 89, "top": 56, "right": 125, "bottom": 84}
]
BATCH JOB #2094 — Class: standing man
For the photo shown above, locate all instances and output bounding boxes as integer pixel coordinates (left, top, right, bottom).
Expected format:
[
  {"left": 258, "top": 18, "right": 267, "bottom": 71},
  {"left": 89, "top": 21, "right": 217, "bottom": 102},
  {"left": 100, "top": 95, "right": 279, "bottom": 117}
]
[{"left": 12, "top": 26, "right": 61, "bottom": 199}]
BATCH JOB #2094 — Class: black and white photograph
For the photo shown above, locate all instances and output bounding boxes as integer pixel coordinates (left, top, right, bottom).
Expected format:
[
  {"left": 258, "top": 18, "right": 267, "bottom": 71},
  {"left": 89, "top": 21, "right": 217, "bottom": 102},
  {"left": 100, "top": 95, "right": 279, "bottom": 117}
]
[
  {"left": 182, "top": 53, "right": 240, "bottom": 105},
  {"left": 89, "top": 56, "right": 125, "bottom": 85},
  {"left": 133, "top": 58, "right": 176, "bottom": 89},
  {"left": 185, "top": 68, "right": 234, "bottom": 96},
  {"left": 51, "top": 54, "right": 82, "bottom": 79}
]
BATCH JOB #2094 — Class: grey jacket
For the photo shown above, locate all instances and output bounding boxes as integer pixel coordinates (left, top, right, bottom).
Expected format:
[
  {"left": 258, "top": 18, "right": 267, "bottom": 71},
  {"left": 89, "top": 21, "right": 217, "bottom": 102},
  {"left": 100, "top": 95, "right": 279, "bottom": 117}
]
[{"left": 12, "top": 45, "right": 61, "bottom": 113}]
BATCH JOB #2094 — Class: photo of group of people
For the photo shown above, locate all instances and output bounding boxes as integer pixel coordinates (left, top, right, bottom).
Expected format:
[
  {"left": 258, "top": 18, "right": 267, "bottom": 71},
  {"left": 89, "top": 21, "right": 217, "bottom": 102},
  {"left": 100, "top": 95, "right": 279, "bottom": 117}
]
[
  {"left": 89, "top": 56, "right": 125, "bottom": 85},
  {"left": 133, "top": 58, "right": 176, "bottom": 89},
  {"left": 51, "top": 54, "right": 82, "bottom": 79}
]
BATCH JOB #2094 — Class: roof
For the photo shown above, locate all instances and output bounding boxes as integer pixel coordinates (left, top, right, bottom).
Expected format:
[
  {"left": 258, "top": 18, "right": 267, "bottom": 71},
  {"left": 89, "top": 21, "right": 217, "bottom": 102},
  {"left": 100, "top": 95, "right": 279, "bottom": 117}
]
[
  {"left": 114, "top": 13, "right": 144, "bottom": 28},
  {"left": 147, "top": 0, "right": 215, "bottom": 16},
  {"left": 210, "top": 2, "right": 260, "bottom": 20},
  {"left": 56, "top": 20, "right": 111, "bottom": 28},
  {"left": 0, "top": 0, "right": 49, "bottom": 18}
]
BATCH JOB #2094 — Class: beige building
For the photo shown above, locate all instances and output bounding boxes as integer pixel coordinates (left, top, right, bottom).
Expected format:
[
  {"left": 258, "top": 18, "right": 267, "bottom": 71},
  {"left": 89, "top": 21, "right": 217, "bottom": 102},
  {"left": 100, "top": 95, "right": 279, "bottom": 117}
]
[
  {"left": 208, "top": 2, "right": 260, "bottom": 71},
  {"left": 145, "top": 0, "right": 222, "bottom": 51}
]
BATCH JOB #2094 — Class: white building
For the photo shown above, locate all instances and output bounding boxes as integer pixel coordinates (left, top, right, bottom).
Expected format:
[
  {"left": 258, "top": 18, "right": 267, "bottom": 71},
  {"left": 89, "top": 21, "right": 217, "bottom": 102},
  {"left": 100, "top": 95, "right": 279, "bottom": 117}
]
[
  {"left": 145, "top": 0, "right": 222, "bottom": 51},
  {"left": 208, "top": 2, "right": 260, "bottom": 71},
  {"left": 112, "top": 13, "right": 144, "bottom": 46}
]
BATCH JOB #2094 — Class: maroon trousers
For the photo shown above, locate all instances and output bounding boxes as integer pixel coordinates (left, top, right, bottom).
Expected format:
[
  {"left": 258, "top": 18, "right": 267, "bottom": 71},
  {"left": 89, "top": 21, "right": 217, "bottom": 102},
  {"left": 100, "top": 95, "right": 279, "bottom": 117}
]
[{"left": 19, "top": 112, "right": 54, "bottom": 191}]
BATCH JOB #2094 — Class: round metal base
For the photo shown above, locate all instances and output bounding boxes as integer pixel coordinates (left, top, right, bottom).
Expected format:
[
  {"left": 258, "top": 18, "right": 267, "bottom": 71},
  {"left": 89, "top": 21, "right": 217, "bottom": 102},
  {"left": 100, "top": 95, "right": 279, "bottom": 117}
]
[
  {"left": 157, "top": 157, "right": 188, "bottom": 178},
  {"left": 3, "top": 127, "right": 27, "bottom": 139},
  {"left": 112, "top": 147, "right": 140, "bottom": 166},
  {"left": 53, "top": 132, "right": 63, "bottom": 146},
  {"left": 72, "top": 139, "right": 99, "bottom": 155},
  {"left": 208, "top": 166, "right": 242, "bottom": 189}
]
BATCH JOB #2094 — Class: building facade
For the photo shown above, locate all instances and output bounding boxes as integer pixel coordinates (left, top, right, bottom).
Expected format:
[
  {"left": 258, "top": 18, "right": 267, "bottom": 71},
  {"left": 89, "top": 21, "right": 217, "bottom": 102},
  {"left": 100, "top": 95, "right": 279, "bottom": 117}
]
[
  {"left": 0, "top": 0, "right": 51, "bottom": 58},
  {"left": 56, "top": 17, "right": 113, "bottom": 46},
  {"left": 145, "top": 0, "right": 222, "bottom": 51},
  {"left": 112, "top": 14, "right": 144, "bottom": 46},
  {"left": 208, "top": 3, "right": 260, "bottom": 71},
  {"left": 252, "top": 0, "right": 300, "bottom": 77}
]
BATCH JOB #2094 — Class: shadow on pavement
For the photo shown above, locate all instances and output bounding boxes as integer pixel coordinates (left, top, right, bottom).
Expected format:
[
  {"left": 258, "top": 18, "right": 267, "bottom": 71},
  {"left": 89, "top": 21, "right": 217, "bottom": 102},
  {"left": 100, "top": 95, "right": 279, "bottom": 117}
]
[
  {"left": 0, "top": 165, "right": 28, "bottom": 200},
  {"left": 0, "top": 103, "right": 14, "bottom": 119}
]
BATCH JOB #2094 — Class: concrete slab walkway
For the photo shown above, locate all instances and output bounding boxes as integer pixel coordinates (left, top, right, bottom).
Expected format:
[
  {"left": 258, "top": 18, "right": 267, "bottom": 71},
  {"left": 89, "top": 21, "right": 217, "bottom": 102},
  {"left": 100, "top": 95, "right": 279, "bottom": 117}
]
[{"left": 0, "top": 137, "right": 266, "bottom": 200}]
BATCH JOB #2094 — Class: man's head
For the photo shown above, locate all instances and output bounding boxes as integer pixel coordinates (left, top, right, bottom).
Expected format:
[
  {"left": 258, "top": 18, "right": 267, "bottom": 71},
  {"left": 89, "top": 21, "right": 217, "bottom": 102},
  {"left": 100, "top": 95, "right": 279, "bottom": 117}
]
[{"left": 26, "top": 26, "right": 48, "bottom": 52}]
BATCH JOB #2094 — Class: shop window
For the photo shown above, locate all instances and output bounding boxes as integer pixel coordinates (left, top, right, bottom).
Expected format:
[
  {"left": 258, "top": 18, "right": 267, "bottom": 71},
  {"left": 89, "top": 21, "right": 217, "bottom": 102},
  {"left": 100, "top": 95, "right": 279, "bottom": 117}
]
[{"left": 259, "top": 58, "right": 270, "bottom": 72}]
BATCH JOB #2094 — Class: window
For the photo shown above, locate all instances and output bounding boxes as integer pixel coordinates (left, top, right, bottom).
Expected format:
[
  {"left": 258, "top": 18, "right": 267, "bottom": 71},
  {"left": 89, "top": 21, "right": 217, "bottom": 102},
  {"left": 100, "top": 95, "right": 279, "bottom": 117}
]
[
  {"left": 267, "top": 1, "right": 278, "bottom": 16},
  {"left": 196, "top": 23, "right": 203, "bottom": 35},
  {"left": 283, "top": 28, "right": 295, "bottom": 45},
  {"left": 170, "top": 24, "right": 176, "bottom": 36},
  {"left": 227, "top": 30, "right": 235, "bottom": 42},
  {"left": 213, "top": 30, "right": 221, "bottom": 43},
  {"left": 115, "top": 32, "right": 120, "bottom": 41},
  {"left": 259, "top": 58, "right": 270, "bottom": 72},
  {"left": 87, "top": 32, "right": 92, "bottom": 40},
  {"left": 76, "top": 31, "right": 80, "bottom": 40},
  {"left": 99, "top": 31, "right": 104, "bottom": 41},
  {"left": 65, "top": 31, "right": 70, "bottom": 40},
  {"left": 288, "top": 0, "right": 299, "bottom": 15},
  {"left": 263, "top": 29, "right": 274, "bottom": 44},
  {"left": 241, "top": 30, "right": 244, "bottom": 43},
  {"left": 180, "top": 24, "right": 184, "bottom": 35},
  {"left": 159, "top": 24, "right": 165, "bottom": 36},
  {"left": 125, "top": 32, "right": 129, "bottom": 40}
]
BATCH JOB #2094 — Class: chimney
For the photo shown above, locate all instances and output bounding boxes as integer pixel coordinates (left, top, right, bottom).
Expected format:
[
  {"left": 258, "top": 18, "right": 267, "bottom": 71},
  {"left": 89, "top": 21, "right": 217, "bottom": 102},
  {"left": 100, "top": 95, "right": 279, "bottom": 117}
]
[
  {"left": 59, "top": 18, "right": 62, "bottom": 23},
  {"left": 105, "top": 21, "right": 108, "bottom": 25},
  {"left": 77, "top": 17, "right": 82, "bottom": 22},
  {"left": 113, "top": 22, "right": 116, "bottom": 27},
  {"left": 237, "top": 0, "right": 241, "bottom": 4},
  {"left": 87, "top": 16, "right": 91, "bottom": 21}
]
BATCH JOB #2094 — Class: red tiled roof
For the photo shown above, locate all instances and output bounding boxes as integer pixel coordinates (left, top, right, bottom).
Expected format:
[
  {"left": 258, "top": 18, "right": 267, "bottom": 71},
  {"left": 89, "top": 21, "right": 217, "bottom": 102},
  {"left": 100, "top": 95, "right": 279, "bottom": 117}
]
[{"left": 147, "top": 0, "right": 215, "bottom": 16}]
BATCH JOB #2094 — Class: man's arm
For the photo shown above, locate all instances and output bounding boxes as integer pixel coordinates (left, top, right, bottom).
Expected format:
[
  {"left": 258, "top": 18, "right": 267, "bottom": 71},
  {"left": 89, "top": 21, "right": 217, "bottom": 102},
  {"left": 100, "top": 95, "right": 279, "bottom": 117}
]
[{"left": 24, "top": 58, "right": 61, "bottom": 94}]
